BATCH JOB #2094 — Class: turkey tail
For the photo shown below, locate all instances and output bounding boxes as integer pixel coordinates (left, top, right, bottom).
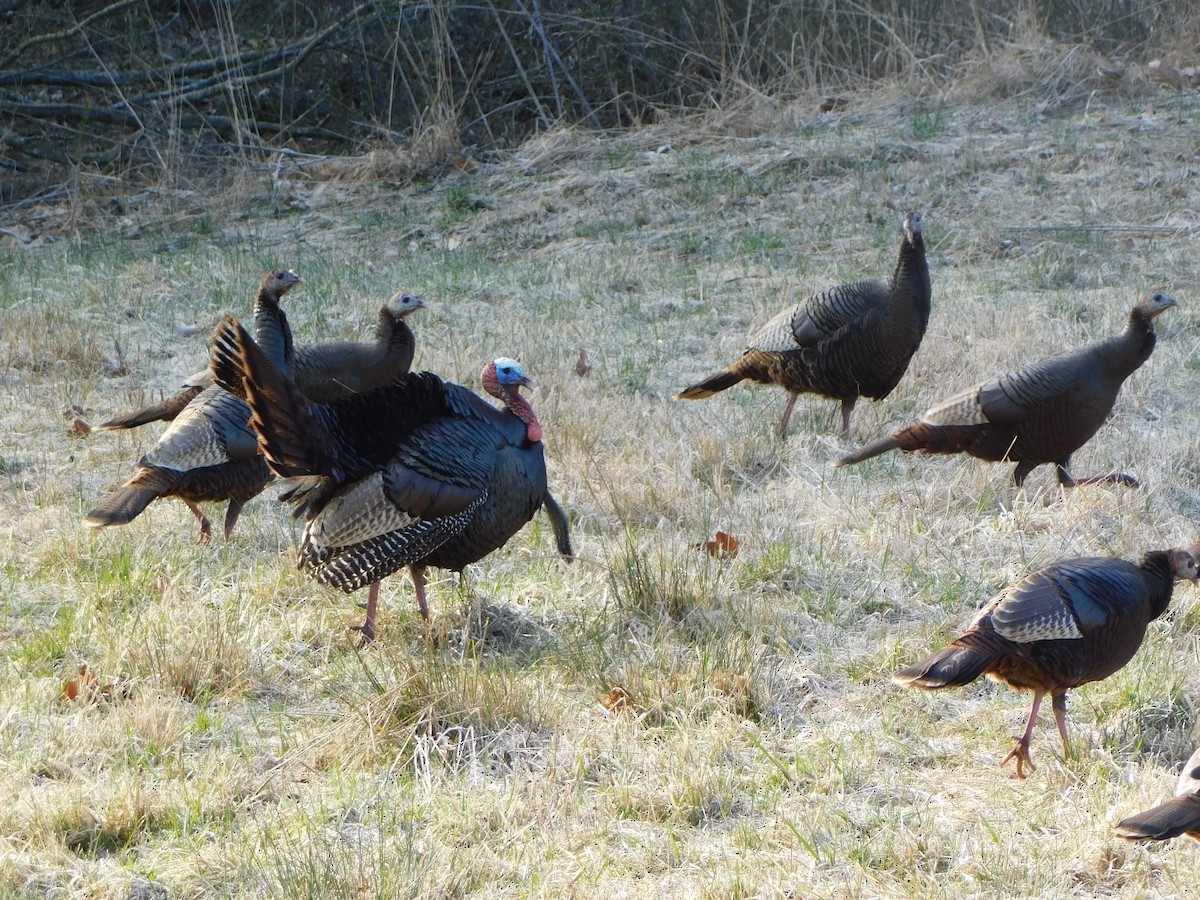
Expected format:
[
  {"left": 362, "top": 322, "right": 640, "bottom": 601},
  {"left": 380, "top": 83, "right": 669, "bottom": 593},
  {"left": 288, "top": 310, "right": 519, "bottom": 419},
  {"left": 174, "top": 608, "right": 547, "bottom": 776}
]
[
  {"left": 210, "top": 315, "right": 330, "bottom": 479},
  {"left": 542, "top": 490, "right": 574, "bottom": 561},
  {"left": 1116, "top": 795, "right": 1200, "bottom": 842},
  {"left": 100, "top": 388, "right": 200, "bottom": 430},
  {"left": 676, "top": 369, "right": 744, "bottom": 400},
  {"left": 836, "top": 435, "right": 902, "bottom": 467},
  {"left": 893, "top": 644, "right": 991, "bottom": 689},
  {"left": 84, "top": 468, "right": 179, "bottom": 528}
]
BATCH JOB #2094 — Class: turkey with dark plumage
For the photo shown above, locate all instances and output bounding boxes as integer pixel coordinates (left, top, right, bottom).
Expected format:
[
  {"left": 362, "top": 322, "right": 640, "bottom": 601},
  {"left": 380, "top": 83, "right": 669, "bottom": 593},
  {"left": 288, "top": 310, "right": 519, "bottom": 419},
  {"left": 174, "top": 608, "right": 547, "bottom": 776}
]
[
  {"left": 210, "top": 314, "right": 570, "bottom": 643},
  {"left": 676, "top": 211, "right": 931, "bottom": 439},
  {"left": 1116, "top": 746, "right": 1200, "bottom": 843}
]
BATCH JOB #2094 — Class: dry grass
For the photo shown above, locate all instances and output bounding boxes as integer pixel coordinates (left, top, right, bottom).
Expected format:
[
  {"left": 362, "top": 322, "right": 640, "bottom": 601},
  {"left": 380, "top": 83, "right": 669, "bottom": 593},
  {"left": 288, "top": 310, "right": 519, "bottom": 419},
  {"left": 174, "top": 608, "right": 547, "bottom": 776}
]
[{"left": 5, "top": 55, "right": 1200, "bottom": 898}]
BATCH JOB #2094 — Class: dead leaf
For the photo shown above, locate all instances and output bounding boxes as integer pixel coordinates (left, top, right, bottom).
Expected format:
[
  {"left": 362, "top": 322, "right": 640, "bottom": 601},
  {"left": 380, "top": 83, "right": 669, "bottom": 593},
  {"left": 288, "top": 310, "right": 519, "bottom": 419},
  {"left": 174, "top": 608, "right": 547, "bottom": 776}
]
[
  {"left": 601, "top": 686, "right": 632, "bottom": 712},
  {"left": 693, "top": 530, "right": 740, "bottom": 559},
  {"left": 62, "top": 664, "right": 98, "bottom": 701},
  {"left": 575, "top": 348, "right": 591, "bottom": 377},
  {"left": 61, "top": 664, "right": 129, "bottom": 703}
]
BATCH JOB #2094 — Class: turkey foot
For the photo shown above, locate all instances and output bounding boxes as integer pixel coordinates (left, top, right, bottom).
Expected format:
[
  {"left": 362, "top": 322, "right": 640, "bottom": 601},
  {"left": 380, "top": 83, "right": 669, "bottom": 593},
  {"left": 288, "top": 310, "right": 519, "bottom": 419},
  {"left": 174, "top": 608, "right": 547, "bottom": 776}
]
[
  {"left": 351, "top": 582, "right": 381, "bottom": 647},
  {"left": 1057, "top": 471, "right": 1140, "bottom": 488},
  {"left": 185, "top": 500, "right": 214, "bottom": 545},
  {"left": 1000, "top": 691, "right": 1043, "bottom": 779},
  {"left": 999, "top": 737, "right": 1036, "bottom": 780}
]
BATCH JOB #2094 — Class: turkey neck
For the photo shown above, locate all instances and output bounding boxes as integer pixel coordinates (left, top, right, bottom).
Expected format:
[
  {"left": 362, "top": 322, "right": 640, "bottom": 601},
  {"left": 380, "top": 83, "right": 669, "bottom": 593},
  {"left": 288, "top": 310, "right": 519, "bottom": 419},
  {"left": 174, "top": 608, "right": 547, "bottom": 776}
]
[
  {"left": 1102, "top": 305, "right": 1159, "bottom": 378},
  {"left": 501, "top": 386, "right": 542, "bottom": 444},
  {"left": 252, "top": 285, "right": 295, "bottom": 374},
  {"left": 380, "top": 312, "right": 415, "bottom": 355},
  {"left": 888, "top": 229, "right": 932, "bottom": 336},
  {"left": 1138, "top": 550, "right": 1179, "bottom": 621}
]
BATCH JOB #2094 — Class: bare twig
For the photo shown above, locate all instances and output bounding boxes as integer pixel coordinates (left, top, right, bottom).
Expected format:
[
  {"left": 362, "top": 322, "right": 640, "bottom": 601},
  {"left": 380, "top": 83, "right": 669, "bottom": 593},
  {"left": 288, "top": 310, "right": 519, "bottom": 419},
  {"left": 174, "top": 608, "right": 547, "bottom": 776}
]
[
  {"left": 0, "top": 0, "right": 141, "bottom": 70},
  {"left": 519, "top": 0, "right": 601, "bottom": 127},
  {"left": 487, "top": 0, "right": 553, "bottom": 130},
  {"left": 0, "top": 126, "right": 122, "bottom": 165}
]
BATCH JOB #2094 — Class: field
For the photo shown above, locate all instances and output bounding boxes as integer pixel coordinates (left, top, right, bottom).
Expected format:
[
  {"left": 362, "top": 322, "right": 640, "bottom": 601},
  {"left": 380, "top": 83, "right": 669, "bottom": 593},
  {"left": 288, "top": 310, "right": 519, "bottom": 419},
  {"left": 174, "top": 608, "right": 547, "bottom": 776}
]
[{"left": 3, "top": 58, "right": 1200, "bottom": 898}]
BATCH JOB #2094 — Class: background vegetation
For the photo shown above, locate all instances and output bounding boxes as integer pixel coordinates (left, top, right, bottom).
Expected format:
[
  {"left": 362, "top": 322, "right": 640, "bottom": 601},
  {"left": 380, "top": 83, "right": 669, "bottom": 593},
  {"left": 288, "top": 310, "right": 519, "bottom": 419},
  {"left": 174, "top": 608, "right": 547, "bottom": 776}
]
[
  {"left": 4, "top": 0, "right": 1199, "bottom": 202},
  {"left": 2, "top": 2, "right": 1200, "bottom": 898}
]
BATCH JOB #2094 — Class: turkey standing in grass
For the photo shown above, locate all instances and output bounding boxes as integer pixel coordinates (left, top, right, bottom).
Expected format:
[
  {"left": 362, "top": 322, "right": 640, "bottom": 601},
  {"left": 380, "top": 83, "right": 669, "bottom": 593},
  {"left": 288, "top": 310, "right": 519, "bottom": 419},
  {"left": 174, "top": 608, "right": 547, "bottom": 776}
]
[
  {"left": 1116, "top": 746, "right": 1200, "bottom": 843},
  {"left": 84, "top": 270, "right": 301, "bottom": 542},
  {"left": 676, "top": 211, "right": 931, "bottom": 439},
  {"left": 837, "top": 292, "right": 1178, "bottom": 487},
  {"left": 894, "top": 548, "right": 1199, "bottom": 778},
  {"left": 100, "top": 289, "right": 427, "bottom": 428},
  {"left": 210, "top": 314, "right": 570, "bottom": 644}
]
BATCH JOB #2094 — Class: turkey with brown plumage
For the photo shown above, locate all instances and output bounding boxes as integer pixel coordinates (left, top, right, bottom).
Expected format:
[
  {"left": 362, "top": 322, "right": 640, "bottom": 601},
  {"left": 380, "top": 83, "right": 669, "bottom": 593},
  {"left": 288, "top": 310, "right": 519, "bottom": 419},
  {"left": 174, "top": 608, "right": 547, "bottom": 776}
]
[
  {"left": 100, "top": 289, "right": 427, "bottom": 428},
  {"left": 84, "top": 269, "right": 300, "bottom": 542},
  {"left": 1116, "top": 746, "right": 1200, "bottom": 843},
  {"left": 894, "top": 548, "right": 1199, "bottom": 778},
  {"left": 837, "top": 292, "right": 1178, "bottom": 487}
]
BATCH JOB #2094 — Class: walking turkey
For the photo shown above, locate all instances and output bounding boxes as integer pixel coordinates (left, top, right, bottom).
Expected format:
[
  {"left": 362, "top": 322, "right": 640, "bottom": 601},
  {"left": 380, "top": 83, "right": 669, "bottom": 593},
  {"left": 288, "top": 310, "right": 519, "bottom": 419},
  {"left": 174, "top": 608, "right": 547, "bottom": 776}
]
[
  {"left": 675, "top": 211, "right": 931, "bottom": 439},
  {"left": 209, "top": 314, "right": 571, "bottom": 643},
  {"left": 84, "top": 269, "right": 301, "bottom": 542},
  {"left": 100, "top": 289, "right": 427, "bottom": 429},
  {"left": 1116, "top": 746, "right": 1200, "bottom": 843},
  {"left": 893, "top": 548, "right": 1199, "bottom": 778},
  {"left": 837, "top": 292, "right": 1178, "bottom": 487}
]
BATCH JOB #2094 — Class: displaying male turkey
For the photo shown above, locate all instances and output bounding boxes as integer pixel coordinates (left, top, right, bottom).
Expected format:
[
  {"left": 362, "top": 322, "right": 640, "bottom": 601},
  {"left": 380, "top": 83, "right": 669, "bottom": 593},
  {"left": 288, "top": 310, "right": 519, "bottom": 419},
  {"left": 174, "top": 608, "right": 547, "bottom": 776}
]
[
  {"left": 209, "top": 314, "right": 569, "bottom": 643},
  {"left": 100, "top": 289, "right": 427, "bottom": 429},
  {"left": 894, "top": 548, "right": 1198, "bottom": 778},
  {"left": 676, "top": 211, "right": 931, "bottom": 439},
  {"left": 1116, "top": 746, "right": 1200, "bottom": 843},
  {"left": 837, "top": 292, "right": 1178, "bottom": 487},
  {"left": 84, "top": 270, "right": 301, "bottom": 542}
]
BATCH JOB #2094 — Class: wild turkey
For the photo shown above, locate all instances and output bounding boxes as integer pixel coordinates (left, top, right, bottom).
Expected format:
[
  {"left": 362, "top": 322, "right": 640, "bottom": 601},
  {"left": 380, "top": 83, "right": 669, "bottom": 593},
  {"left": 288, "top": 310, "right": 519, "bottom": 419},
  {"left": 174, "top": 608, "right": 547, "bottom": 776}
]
[
  {"left": 292, "top": 290, "right": 427, "bottom": 403},
  {"left": 1116, "top": 746, "right": 1200, "bottom": 843},
  {"left": 99, "top": 289, "right": 427, "bottom": 429},
  {"left": 894, "top": 548, "right": 1198, "bottom": 778},
  {"left": 676, "top": 211, "right": 930, "bottom": 439},
  {"left": 837, "top": 292, "right": 1178, "bottom": 487},
  {"left": 84, "top": 270, "right": 301, "bottom": 542},
  {"left": 209, "top": 314, "right": 570, "bottom": 643}
]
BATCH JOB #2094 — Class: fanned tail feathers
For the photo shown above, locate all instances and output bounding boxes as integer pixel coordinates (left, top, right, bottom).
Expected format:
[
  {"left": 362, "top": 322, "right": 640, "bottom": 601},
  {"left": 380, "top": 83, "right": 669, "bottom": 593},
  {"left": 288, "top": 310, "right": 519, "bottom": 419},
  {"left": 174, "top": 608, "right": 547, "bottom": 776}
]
[
  {"left": 210, "top": 315, "right": 330, "bottom": 480},
  {"left": 893, "top": 644, "right": 991, "bottom": 689}
]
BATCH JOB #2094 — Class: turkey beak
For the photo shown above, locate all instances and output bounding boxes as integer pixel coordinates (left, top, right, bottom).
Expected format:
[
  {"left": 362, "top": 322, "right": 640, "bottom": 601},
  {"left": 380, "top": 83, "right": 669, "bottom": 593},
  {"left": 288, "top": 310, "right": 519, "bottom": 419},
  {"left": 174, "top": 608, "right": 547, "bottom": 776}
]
[{"left": 1150, "top": 294, "right": 1178, "bottom": 318}]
